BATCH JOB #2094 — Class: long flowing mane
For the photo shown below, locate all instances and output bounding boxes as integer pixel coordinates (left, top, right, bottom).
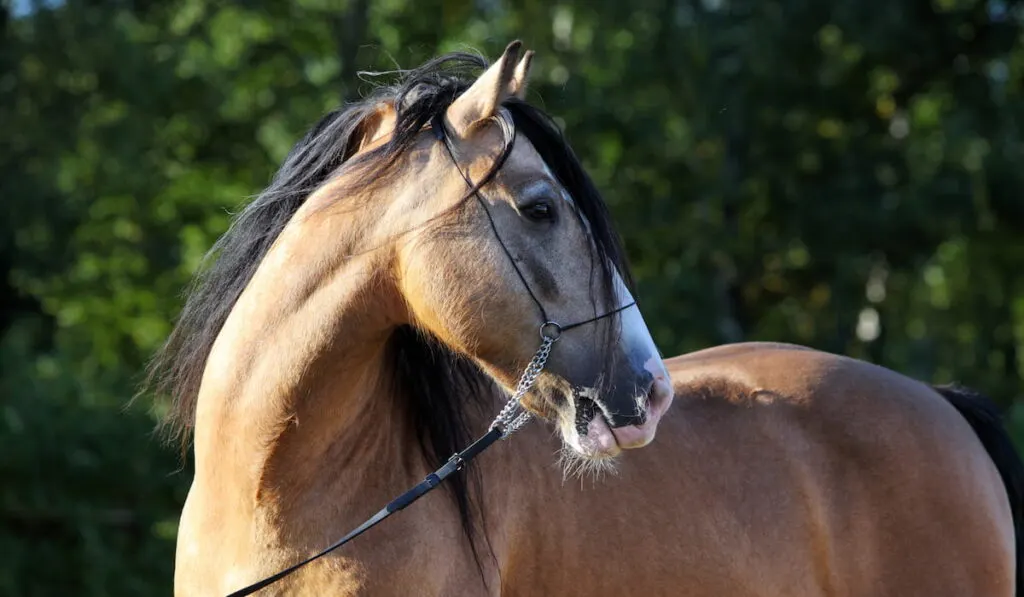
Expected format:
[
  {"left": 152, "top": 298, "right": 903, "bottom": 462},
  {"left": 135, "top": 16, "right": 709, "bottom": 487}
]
[{"left": 140, "top": 50, "right": 632, "bottom": 560}]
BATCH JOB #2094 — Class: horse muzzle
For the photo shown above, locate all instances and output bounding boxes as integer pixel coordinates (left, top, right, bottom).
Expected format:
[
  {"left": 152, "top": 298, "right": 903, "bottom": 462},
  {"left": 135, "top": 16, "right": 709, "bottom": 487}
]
[{"left": 567, "top": 358, "right": 674, "bottom": 459}]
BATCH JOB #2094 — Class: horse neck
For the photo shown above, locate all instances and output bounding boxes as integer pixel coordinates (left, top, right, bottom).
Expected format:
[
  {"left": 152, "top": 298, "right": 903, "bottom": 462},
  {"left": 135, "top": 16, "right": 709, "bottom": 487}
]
[{"left": 190, "top": 200, "right": 422, "bottom": 526}]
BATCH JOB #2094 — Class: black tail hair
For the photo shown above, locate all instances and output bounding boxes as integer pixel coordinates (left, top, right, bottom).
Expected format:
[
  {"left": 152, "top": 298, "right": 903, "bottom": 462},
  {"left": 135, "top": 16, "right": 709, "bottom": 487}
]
[{"left": 934, "top": 383, "right": 1024, "bottom": 595}]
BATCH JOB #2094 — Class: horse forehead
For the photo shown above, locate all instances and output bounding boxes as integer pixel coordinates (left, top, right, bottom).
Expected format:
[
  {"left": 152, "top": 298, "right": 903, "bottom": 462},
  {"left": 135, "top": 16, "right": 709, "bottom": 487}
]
[{"left": 495, "top": 140, "right": 562, "bottom": 192}]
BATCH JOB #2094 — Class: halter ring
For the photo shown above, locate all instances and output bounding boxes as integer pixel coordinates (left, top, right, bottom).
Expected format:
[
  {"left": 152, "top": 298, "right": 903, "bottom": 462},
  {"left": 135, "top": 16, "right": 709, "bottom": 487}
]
[{"left": 539, "top": 322, "right": 562, "bottom": 341}]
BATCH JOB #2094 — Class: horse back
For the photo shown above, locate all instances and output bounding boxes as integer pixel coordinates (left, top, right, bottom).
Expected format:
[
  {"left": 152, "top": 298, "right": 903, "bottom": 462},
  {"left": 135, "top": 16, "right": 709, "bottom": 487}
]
[{"left": 652, "top": 341, "right": 1015, "bottom": 596}]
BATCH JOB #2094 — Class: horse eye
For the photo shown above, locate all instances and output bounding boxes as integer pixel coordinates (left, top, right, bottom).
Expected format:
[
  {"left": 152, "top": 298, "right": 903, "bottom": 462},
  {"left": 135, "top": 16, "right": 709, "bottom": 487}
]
[{"left": 521, "top": 201, "right": 553, "bottom": 222}]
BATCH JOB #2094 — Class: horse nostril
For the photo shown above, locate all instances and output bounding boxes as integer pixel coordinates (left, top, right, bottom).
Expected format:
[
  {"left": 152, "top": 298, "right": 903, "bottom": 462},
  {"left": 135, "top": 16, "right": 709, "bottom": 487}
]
[
  {"left": 606, "top": 372, "right": 653, "bottom": 428},
  {"left": 597, "top": 370, "right": 656, "bottom": 428},
  {"left": 640, "top": 370, "right": 655, "bottom": 394}
]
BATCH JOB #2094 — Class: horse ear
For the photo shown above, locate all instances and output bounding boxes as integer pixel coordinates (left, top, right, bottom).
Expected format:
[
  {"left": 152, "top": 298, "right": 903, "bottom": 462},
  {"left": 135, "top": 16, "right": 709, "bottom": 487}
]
[
  {"left": 445, "top": 40, "right": 522, "bottom": 137},
  {"left": 350, "top": 102, "right": 397, "bottom": 157},
  {"left": 507, "top": 50, "right": 534, "bottom": 100}
]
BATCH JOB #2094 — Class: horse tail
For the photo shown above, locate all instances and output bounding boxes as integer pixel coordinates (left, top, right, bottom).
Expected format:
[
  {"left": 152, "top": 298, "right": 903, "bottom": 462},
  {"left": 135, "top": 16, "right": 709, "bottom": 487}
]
[{"left": 933, "top": 383, "right": 1024, "bottom": 595}]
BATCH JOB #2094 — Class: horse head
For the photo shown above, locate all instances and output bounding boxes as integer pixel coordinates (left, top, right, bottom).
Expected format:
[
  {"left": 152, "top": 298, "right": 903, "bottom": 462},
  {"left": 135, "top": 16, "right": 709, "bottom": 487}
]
[{"left": 371, "top": 42, "right": 674, "bottom": 460}]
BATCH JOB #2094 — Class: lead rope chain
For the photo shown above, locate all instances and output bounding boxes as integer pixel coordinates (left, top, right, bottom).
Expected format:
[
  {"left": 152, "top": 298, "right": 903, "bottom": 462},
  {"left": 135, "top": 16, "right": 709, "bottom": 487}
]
[{"left": 490, "top": 324, "right": 559, "bottom": 438}]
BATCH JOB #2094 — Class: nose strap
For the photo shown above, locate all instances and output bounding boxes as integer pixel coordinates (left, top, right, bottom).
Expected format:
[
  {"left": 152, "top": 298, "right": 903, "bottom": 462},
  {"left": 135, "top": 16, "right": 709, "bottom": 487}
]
[
  {"left": 559, "top": 300, "right": 635, "bottom": 332},
  {"left": 431, "top": 113, "right": 635, "bottom": 333}
]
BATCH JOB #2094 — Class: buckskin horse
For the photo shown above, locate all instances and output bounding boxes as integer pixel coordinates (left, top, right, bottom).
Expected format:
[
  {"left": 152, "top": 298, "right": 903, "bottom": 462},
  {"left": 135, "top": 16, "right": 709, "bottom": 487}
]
[{"left": 144, "top": 42, "right": 1023, "bottom": 596}]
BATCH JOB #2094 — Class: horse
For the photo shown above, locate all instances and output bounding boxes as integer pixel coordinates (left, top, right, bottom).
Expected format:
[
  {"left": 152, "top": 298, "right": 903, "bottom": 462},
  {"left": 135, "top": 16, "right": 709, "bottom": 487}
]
[{"left": 144, "top": 41, "right": 1023, "bottom": 596}]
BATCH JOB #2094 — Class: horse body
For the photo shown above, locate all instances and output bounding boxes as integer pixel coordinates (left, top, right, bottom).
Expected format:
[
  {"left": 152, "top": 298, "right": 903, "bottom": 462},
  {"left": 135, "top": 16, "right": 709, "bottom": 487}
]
[
  {"left": 176, "top": 341, "right": 1015, "bottom": 596},
  {"left": 156, "top": 43, "right": 1021, "bottom": 596},
  {"left": 490, "top": 343, "right": 1013, "bottom": 597}
]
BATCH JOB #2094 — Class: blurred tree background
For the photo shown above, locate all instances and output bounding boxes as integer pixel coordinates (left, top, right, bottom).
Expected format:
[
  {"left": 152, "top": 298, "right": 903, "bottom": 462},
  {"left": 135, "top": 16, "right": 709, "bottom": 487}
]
[{"left": 2, "top": 0, "right": 1023, "bottom": 593}]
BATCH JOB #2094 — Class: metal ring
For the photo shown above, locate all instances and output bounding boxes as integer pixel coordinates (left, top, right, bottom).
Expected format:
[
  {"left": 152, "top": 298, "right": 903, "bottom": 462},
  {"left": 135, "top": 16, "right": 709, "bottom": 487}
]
[
  {"left": 447, "top": 453, "right": 466, "bottom": 471},
  {"left": 539, "top": 321, "right": 562, "bottom": 341}
]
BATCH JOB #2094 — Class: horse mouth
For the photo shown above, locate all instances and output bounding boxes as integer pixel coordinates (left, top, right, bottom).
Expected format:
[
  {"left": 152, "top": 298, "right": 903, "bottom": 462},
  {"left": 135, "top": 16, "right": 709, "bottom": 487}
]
[
  {"left": 565, "top": 390, "right": 624, "bottom": 460},
  {"left": 562, "top": 375, "right": 673, "bottom": 461},
  {"left": 574, "top": 394, "right": 602, "bottom": 437}
]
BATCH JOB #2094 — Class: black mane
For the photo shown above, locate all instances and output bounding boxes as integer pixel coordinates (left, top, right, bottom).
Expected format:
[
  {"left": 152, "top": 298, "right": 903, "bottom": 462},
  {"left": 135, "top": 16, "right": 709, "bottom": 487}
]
[{"left": 140, "top": 50, "right": 632, "bottom": 569}]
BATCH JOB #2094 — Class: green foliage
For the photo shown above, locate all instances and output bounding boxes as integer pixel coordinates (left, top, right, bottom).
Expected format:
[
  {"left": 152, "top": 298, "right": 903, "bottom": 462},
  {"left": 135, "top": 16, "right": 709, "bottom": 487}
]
[
  {"left": 1, "top": 317, "right": 185, "bottom": 595},
  {"left": 2, "top": 0, "right": 1023, "bottom": 593}
]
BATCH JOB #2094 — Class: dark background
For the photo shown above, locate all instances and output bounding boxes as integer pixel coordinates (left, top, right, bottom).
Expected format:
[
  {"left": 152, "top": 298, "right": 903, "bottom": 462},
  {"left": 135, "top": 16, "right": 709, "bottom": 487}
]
[{"left": 2, "top": 0, "right": 1023, "bottom": 593}]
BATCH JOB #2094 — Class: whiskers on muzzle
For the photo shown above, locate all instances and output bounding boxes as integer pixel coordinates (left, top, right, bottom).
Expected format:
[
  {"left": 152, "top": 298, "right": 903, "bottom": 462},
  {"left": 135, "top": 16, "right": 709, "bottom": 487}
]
[{"left": 557, "top": 443, "right": 619, "bottom": 484}]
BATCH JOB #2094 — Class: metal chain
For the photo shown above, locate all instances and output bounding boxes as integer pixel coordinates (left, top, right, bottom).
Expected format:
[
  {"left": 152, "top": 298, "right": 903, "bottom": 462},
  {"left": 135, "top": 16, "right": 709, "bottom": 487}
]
[{"left": 490, "top": 330, "right": 558, "bottom": 439}]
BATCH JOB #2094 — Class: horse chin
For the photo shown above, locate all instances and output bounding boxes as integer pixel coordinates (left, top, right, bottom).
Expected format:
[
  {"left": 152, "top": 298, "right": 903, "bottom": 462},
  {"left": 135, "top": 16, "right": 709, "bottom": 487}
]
[
  {"left": 562, "top": 408, "right": 622, "bottom": 459},
  {"left": 556, "top": 410, "right": 621, "bottom": 481}
]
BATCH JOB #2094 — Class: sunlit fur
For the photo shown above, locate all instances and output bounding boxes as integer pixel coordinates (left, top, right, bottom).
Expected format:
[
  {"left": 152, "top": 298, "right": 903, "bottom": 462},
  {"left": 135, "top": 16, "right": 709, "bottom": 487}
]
[
  {"left": 143, "top": 44, "right": 1024, "bottom": 597},
  {"left": 141, "top": 50, "right": 634, "bottom": 576}
]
